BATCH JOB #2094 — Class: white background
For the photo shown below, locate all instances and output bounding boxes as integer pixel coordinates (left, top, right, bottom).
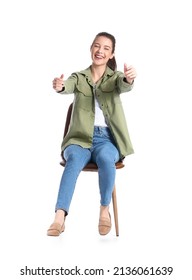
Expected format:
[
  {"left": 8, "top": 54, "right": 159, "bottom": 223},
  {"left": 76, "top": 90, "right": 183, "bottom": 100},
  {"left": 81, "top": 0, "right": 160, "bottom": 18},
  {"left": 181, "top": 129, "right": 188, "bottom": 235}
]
[{"left": 0, "top": 0, "right": 191, "bottom": 279}]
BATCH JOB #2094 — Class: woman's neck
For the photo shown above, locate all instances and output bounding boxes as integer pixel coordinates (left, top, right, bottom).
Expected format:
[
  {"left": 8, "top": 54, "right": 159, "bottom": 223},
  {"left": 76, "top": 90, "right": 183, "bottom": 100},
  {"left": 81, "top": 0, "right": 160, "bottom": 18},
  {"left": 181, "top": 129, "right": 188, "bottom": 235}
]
[{"left": 91, "top": 64, "right": 106, "bottom": 84}]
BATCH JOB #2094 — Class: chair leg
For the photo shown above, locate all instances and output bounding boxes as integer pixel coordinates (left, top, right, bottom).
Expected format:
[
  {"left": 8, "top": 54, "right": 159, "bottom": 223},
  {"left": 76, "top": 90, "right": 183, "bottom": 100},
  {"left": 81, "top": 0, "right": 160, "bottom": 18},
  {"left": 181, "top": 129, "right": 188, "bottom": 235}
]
[{"left": 112, "top": 185, "right": 119, "bottom": 236}]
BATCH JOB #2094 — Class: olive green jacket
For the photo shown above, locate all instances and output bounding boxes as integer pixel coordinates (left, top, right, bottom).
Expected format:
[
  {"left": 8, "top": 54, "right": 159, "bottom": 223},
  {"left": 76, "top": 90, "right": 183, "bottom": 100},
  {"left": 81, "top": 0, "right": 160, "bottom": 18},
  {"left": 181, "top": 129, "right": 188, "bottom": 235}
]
[{"left": 59, "top": 66, "right": 134, "bottom": 159}]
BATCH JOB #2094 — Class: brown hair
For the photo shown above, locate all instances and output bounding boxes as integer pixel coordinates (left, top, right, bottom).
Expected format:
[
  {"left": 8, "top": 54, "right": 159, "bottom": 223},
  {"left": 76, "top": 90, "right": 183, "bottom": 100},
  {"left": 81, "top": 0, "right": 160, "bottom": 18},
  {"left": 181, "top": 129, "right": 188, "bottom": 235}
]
[{"left": 92, "top": 32, "right": 117, "bottom": 71}]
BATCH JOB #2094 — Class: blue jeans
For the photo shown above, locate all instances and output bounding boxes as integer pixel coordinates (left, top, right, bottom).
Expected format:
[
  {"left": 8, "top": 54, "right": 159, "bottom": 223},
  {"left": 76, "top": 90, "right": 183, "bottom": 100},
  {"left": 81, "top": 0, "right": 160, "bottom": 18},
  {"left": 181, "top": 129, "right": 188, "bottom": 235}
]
[{"left": 55, "top": 126, "right": 120, "bottom": 214}]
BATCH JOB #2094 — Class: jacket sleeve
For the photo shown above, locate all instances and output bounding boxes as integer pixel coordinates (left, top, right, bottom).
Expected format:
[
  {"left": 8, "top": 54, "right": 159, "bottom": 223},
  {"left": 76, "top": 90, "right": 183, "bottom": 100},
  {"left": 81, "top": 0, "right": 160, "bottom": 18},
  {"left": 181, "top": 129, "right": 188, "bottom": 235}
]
[
  {"left": 58, "top": 73, "right": 78, "bottom": 94},
  {"left": 116, "top": 72, "right": 134, "bottom": 94}
]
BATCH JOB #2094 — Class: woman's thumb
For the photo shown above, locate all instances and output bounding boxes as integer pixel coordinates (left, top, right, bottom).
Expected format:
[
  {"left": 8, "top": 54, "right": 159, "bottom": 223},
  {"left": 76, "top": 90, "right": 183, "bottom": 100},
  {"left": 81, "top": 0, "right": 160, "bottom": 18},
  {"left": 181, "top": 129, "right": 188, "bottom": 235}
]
[{"left": 124, "top": 63, "right": 128, "bottom": 72}]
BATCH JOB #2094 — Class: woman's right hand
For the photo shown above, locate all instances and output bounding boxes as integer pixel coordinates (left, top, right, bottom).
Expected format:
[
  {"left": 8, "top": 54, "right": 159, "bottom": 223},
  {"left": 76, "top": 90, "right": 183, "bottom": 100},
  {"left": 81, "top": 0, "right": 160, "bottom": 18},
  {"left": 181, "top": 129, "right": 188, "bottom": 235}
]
[{"left": 52, "top": 74, "right": 64, "bottom": 92}]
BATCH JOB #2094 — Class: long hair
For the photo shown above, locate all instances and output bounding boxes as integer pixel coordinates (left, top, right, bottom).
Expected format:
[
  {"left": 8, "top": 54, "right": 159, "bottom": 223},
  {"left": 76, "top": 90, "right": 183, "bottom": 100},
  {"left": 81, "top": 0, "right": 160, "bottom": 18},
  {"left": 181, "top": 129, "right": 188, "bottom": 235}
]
[{"left": 92, "top": 32, "right": 117, "bottom": 71}]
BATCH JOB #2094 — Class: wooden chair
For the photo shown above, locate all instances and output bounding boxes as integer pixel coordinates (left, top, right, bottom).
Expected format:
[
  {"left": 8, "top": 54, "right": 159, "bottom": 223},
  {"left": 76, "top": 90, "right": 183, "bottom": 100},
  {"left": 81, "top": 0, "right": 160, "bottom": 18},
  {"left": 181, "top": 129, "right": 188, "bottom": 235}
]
[{"left": 60, "top": 103, "right": 125, "bottom": 236}]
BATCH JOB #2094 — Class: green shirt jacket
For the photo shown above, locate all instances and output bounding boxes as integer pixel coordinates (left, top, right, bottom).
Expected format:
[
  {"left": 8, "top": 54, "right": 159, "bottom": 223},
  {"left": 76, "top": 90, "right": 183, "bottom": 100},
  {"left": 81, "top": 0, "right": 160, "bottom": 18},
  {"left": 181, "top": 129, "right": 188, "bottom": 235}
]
[{"left": 59, "top": 66, "right": 134, "bottom": 159}]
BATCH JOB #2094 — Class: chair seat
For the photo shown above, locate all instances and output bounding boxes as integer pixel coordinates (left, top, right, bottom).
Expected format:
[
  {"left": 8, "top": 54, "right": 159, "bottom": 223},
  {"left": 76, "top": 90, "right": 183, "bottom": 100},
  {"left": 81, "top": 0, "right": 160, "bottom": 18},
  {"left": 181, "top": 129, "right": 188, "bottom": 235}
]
[{"left": 60, "top": 160, "right": 124, "bottom": 172}]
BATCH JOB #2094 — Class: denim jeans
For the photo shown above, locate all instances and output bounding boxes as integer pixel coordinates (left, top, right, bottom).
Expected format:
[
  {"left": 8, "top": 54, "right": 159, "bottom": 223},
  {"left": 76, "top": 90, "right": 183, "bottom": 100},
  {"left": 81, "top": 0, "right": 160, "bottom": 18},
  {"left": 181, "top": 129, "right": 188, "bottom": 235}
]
[{"left": 55, "top": 126, "right": 120, "bottom": 214}]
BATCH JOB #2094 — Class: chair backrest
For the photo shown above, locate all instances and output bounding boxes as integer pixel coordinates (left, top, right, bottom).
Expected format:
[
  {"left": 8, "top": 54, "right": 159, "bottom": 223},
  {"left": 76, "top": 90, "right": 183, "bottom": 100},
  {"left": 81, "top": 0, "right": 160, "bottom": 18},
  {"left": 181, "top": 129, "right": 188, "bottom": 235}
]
[{"left": 63, "top": 103, "right": 73, "bottom": 138}]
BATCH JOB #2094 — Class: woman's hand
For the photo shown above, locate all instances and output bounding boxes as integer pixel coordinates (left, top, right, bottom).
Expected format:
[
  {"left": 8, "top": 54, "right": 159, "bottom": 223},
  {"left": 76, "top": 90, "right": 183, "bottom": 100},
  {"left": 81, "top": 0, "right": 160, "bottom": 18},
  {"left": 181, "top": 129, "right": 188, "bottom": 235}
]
[
  {"left": 53, "top": 74, "right": 64, "bottom": 92},
  {"left": 124, "top": 64, "right": 137, "bottom": 84}
]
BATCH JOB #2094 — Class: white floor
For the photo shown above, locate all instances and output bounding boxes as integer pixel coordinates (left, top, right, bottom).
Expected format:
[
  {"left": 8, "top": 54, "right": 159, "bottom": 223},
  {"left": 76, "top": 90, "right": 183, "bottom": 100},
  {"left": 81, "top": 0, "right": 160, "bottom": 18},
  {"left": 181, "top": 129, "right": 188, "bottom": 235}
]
[{"left": 1, "top": 158, "right": 192, "bottom": 279}]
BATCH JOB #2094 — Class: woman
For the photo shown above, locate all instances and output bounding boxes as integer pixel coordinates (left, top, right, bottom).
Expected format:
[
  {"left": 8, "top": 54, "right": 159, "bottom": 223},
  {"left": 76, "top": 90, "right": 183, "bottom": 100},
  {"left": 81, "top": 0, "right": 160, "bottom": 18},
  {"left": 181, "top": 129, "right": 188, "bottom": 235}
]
[{"left": 47, "top": 32, "right": 137, "bottom": 236}]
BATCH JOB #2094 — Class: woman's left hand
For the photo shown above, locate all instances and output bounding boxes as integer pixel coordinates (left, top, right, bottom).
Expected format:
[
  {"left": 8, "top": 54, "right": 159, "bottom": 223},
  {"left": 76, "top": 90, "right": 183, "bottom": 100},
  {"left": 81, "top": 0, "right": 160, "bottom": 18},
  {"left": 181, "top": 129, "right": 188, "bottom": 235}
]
[{"left": 124, "top": 63, "right": 137, "bottom": 84}]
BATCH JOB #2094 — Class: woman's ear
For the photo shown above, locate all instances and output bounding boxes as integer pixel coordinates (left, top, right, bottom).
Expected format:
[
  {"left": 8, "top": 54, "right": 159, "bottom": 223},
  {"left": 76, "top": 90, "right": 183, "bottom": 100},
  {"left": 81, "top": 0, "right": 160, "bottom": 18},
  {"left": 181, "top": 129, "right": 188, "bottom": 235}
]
[{"left": 110, "top": 53, "right": 114, "bottom": 59}]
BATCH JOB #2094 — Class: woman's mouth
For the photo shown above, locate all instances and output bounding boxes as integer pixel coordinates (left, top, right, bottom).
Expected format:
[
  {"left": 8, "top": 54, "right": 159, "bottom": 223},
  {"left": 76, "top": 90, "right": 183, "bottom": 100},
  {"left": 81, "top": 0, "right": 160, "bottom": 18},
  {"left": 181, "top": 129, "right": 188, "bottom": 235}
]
[{"left": 95, "top": 53, "right": 104, "bottom": 59}]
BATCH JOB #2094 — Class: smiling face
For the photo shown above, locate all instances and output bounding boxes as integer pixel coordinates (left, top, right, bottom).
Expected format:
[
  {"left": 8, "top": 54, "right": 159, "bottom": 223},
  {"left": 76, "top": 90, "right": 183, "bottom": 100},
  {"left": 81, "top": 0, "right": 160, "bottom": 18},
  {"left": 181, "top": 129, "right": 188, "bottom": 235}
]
[{"left": 90, "top": 36, "right": 114, "bottom": 67}]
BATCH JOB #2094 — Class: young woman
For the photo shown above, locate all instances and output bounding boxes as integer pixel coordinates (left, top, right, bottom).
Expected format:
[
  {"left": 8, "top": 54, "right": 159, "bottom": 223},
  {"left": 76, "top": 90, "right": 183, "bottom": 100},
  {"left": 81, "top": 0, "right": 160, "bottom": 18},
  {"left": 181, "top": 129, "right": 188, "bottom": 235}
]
[{"left": 47, "top": 32, "right": 137, "bottom": 236}]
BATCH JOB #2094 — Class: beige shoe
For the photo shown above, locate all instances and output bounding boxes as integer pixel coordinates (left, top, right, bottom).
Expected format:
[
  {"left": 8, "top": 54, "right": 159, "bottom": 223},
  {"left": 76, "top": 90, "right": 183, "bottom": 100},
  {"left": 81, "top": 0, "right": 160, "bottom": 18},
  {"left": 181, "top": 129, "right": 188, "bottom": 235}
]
[
  {"left": 98, "top": 213, "right": 111, "bottom": 235},
  {"left": 47, "top": 222, "right": 65, "bottom": 236}
]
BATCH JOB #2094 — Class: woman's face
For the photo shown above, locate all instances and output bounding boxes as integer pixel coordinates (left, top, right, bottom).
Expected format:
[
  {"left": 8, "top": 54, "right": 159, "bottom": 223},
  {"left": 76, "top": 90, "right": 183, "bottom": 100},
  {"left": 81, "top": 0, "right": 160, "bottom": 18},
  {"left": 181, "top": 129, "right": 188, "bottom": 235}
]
[{"left": 90, "top": 36, "right": 114, "bottom": 67}]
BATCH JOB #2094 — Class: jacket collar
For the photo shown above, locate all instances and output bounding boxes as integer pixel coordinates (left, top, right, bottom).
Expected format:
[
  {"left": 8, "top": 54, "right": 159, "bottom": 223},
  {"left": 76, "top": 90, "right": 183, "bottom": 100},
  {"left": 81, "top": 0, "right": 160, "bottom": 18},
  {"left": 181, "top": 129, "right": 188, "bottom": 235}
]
[{"left": 79, "top": 66, "right": 114, "bottom": 79}]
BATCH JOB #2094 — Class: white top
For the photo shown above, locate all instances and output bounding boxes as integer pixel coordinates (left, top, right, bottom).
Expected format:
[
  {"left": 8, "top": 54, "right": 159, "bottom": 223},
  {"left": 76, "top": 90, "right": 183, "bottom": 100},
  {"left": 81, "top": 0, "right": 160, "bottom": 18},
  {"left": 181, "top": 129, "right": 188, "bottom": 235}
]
[{"left": 94, "top": 96, "right": 108, "bottom": 127}]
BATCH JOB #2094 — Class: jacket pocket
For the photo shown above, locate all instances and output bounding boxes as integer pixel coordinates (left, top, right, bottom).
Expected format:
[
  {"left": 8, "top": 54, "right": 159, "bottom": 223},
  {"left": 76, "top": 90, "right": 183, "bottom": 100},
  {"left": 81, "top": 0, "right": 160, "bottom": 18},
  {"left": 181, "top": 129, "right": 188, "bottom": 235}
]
[
  {"left": 76, "top": 83, "right": 92, "bottom": 97},
  {"left": 74, "top": 93, "right": 92, "bottom": 111},
  {"left": 100, "top": 81, "right": 116, "bottom": 93}
]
